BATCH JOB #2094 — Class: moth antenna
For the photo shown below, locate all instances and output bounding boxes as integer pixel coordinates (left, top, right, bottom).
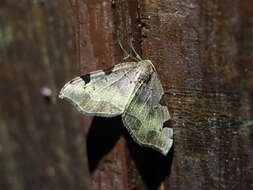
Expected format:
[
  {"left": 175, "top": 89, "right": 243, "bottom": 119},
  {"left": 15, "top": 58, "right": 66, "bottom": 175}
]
[
  {"left": 129, "top": 37, "right": 143, "bottom": 61},
  {"left": 118, "top": 40, "right": 140, "bottom": 62},
  {"left": 128, "top": 38, "right": 157, "bottom": 72},
  {"left": 118, "top": 40, "right": 131, "bottom": 60}
]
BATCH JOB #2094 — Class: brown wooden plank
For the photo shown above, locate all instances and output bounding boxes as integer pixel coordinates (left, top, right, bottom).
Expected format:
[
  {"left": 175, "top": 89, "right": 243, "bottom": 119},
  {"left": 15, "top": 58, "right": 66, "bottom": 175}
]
[
  {"left": 1, "top": 0, "right": 253, "bottom": 190},
  {"left": 76, "top": 0, "right": 253, "bottom": 190},
  {"left": 138, "top": 0, "right": 253, "bottom": 190},
  {"left": 75, "top": 0, "right": 137, "bottom": 189},
  {"left": 0, "top": 1, "right": 91, "bottom": 190}
]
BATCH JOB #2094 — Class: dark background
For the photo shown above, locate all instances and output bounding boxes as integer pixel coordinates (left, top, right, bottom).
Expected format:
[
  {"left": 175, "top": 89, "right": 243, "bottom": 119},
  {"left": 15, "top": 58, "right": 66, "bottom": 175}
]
[{"left": 0, "top": 0, "right": 252, "bottom": 190}]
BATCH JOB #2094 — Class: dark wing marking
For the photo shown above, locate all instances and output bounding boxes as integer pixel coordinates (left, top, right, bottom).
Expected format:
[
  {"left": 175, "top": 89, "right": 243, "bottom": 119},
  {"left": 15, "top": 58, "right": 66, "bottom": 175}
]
[
  {"left": 122, "top": 72, "right": 173, "bottom": 155},
  {"left": 80, "top": 74, "right": 91, "bottom": 83}
]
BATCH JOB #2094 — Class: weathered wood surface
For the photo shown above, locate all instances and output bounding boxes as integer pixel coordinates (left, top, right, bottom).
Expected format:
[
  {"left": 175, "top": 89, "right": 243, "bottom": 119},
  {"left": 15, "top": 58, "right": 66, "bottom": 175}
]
[
  {"left": 76, "top": 0, "right": 253, "bottom": 190},
  {"left": 0, "top": 1, "right": 91, "bottom": 190},
  {"left": 0, "top": 0, "right": 253, "bottom": 190}
]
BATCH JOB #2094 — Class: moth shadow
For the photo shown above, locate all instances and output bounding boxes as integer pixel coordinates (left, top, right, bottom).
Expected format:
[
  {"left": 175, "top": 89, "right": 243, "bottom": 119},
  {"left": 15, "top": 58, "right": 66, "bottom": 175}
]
[
  {"left": 87, "top": 116, "right": 124, "bottom": 173},
  {"left": 124, "top": 122, "right": 174, "bottom": 190},
  {"left": 87, "top": 117, "right": 174, "bottom": 190}
]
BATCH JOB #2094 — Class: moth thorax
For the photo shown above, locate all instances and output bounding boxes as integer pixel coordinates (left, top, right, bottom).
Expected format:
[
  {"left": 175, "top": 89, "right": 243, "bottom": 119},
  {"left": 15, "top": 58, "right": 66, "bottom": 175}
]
[
  {"left": 138, "top": 69, "right": 152, "bottom": 83},
  {"left": 139, "top": 60, "right": 155, "bottom": 72}
]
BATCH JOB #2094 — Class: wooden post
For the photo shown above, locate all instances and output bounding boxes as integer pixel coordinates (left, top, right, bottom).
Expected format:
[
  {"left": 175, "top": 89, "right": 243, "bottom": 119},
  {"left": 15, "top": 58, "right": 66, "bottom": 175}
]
[
  {"left": 0, "top": 1, "right": 91, "bottom": 190},
  {"left": 1, "top": 1, "right": 253, "bottom": 190}
]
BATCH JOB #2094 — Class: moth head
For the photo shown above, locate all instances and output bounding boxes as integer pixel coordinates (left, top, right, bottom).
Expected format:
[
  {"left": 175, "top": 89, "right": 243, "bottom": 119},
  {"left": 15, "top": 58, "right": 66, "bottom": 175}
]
[{"left": 139, "top": 60, "right": 156, "bottom": 72}]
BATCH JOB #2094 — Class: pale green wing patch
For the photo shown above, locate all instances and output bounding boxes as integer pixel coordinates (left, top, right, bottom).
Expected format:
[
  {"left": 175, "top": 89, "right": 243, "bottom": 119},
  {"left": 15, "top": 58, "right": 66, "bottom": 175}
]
[
  {"left": 122, "top": 72, "right": 173, "bottom": 155},
  {"left": 59, "top": 62, "right": 151, "bottom": 117}
]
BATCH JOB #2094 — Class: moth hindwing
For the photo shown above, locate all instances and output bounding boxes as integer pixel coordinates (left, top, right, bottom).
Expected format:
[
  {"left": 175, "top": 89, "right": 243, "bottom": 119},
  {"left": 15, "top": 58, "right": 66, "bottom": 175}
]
[{"left": 59, "top": 60, "right": 173, "bottom": 155}]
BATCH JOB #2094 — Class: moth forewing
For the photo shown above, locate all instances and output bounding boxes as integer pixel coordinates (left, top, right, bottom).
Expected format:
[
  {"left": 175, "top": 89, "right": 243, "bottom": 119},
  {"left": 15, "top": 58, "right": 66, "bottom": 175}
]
[{"left": 59, "top": 61, "right": 153, "bottom": 117}]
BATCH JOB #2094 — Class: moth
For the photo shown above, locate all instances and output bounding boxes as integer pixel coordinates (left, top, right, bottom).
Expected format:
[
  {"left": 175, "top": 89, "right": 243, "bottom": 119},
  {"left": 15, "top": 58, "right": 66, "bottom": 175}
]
[{"left": 59, "top": 60, "right": 173, "bottom": 155}]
